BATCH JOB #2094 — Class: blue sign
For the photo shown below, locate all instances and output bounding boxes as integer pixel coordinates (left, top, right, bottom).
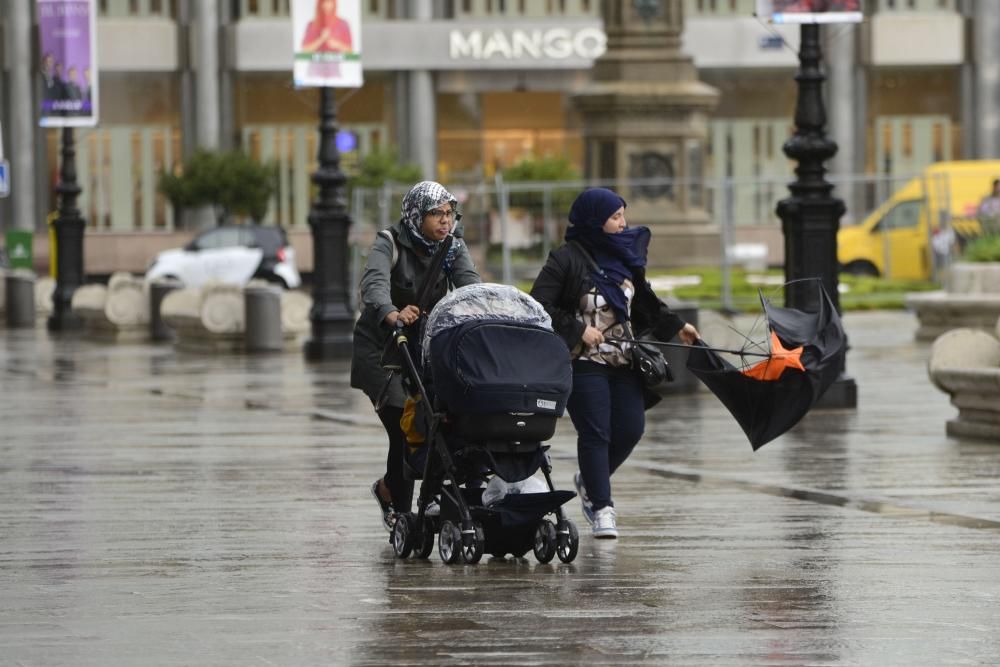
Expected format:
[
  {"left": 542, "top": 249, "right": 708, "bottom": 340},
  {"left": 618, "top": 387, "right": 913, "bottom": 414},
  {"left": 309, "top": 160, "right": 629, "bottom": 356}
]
[
  {"left": 336, "top": 130, "right": 358, "bottom": 153},
  {"left": 0, "top": 159, "right": 9, "bottom": 198},
  {"left": 758, "top": 35, "right": 784, "bottom": 50}
]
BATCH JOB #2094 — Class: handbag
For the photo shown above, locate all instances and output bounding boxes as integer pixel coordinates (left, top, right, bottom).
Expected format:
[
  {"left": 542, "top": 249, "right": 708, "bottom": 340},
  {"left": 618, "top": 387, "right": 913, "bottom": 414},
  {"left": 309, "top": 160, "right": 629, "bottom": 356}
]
[
  {"left": 624, "top": 321, "right": 673, "bottom": 390},
  {"left": 567, "top": 240, "right": 673, "bottom": 390}
]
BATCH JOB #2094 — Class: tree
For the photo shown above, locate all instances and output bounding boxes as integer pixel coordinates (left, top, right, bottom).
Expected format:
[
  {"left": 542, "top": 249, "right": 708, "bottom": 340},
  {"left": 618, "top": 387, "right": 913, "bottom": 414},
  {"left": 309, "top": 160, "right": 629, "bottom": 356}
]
[
  {"left": 159, "top": 149, "right": 277, "bottom": 226},
  {"left": 348, "top": 146, "right": 422, "bottom": 190}
]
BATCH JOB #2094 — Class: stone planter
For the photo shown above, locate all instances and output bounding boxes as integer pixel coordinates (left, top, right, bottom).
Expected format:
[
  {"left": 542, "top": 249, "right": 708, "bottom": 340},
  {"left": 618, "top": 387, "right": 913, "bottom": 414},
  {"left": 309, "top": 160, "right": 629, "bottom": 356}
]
[
  {"left": 71, "top": 272, "right": 150, "bottom": 342},
  {"left": 928, "top": 321, "right": 1000, "bottom": 441},
  {"left": 161, "top": 281, "right": 312, "bottom": 353},
  {"left": 907, "top": 262, "right": 1000, "bottom": 341}
]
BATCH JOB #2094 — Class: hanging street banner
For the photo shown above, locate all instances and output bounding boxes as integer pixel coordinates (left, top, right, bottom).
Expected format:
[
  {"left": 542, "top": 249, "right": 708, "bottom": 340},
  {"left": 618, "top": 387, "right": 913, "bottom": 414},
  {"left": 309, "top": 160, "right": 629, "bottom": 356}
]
[
  {"left": 37, "top": 0, "right": 99, "bottom": 127},
  {"left": 756, "top": 0, "right": 862, "bottom": 24},
  {"left": 291, "top": 0, "right": 363, "bottom": 88}
]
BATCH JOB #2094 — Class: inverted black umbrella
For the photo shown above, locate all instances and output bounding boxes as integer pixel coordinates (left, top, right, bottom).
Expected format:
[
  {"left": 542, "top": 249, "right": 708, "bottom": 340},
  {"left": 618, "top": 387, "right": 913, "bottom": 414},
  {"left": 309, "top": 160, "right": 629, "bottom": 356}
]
[{"left": 684, "top": 280, "right": 846, "bottom": 450}]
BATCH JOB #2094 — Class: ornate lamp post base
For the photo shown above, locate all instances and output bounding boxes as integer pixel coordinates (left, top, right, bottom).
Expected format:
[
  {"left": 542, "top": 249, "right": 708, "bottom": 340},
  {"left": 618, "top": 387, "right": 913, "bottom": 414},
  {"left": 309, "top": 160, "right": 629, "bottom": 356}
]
[
  {"left": 304, "top": 87, "right": 354, "bottom": 360},
  {"left": 48, "top": 127, "right": 85, "bottom": 332},
  {"left": 777, "top": 24, "right": 856, "bottom": 409}
]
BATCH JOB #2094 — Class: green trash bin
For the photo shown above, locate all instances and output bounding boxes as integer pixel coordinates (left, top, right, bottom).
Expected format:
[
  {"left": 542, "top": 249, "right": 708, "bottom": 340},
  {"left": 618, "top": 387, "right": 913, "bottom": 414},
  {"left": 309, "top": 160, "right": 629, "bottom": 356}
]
[{"left": 4, "top": 230, "right": 32, "bottom": 271}]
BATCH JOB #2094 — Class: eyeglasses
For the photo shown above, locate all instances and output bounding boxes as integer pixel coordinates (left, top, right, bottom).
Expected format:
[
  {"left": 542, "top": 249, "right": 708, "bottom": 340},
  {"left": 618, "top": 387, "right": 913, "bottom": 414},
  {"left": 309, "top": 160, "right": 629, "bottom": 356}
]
[{"left": 427, "top": 208, "right": 458, "bottom": 221}]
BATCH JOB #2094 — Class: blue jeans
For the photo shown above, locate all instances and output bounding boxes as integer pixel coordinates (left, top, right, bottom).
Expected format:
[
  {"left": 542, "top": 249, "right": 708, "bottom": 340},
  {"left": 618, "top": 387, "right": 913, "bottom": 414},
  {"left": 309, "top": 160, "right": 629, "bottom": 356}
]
[{"left": 566, "top": 361, "right": 645, "bottom": 511}]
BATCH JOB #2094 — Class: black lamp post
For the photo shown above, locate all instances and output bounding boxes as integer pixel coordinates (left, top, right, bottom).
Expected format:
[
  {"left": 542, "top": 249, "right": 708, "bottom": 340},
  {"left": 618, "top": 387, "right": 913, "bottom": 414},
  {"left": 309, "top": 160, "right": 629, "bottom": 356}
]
[
  {"left": 304, "top": 87, "right": 354, "bottom": 360},
  {"left": 48, "top": 127, "right": 85, "bottom": 332},
  {"left": 776, "top": 23, "right": 857, "bottom": 408}
]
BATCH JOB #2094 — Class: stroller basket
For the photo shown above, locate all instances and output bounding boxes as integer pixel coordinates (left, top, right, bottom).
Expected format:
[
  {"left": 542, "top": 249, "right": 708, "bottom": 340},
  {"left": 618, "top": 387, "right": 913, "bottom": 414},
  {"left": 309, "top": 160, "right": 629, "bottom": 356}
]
[{"left": 451, "top": 411, "right": 558, "bottom": 442}]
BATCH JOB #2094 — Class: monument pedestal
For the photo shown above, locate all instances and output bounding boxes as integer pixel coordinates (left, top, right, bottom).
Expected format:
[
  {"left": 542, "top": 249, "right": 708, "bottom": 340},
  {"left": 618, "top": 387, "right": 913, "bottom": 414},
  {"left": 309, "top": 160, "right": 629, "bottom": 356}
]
[{"left": 573, "top": 1, "right": 719, "bottom": 269}]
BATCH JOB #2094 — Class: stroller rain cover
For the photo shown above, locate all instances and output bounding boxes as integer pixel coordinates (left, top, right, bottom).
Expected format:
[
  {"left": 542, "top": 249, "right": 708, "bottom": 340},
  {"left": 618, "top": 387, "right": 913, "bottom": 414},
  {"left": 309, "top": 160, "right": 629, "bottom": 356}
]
[{"left": 423, "top": 284, "right": 573, "bottom": 416}]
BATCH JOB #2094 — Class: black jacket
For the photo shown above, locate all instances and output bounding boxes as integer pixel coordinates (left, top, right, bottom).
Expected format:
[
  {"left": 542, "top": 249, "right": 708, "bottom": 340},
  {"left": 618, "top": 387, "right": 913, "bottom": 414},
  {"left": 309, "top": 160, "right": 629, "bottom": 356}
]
[{"left": 529, "top": 242, "right": 686, "bottom": 354}]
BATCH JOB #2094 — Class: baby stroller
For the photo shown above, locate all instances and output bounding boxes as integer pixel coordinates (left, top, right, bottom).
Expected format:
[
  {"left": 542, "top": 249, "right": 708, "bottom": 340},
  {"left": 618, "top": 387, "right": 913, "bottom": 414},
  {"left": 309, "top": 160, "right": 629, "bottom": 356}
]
[{"left": 386, "top": 283, "right": 580, "bottom": 565}]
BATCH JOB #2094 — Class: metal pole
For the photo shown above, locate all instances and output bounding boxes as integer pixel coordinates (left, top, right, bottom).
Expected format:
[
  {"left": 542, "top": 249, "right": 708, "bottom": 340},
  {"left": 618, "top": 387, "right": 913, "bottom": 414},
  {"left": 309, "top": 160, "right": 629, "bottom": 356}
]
[
  {"left": 48, "top": 128, "right": 85, "bottom": 331},
  {"left": 542, "top": 185, "right": 553, "bottom": 259},
  {"left": 304, "top": 87, "right": 354, "bottom": 360},
  {"left": 495, "top": 173, "right": 512, "bottom": 285},
  {"left": 775, "top": 23, "right": 856, "bottom": 408},
  {"left": 721, "top": 178, "right": 735, "bottom": 313}
]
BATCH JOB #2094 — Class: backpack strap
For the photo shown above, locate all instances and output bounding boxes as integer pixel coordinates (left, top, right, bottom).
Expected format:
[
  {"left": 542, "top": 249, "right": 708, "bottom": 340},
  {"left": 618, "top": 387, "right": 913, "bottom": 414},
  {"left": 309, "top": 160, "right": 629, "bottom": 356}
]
[{"left": 379, "top": 228, "right": 399, "bottom": 269}]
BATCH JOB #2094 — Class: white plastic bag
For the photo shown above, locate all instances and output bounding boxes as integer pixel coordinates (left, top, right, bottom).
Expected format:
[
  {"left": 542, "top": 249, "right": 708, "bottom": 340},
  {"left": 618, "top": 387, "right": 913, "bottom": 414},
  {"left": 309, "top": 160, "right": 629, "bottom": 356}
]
[{"left": 482, "top": 475, "right": 547, "bottom": 506}]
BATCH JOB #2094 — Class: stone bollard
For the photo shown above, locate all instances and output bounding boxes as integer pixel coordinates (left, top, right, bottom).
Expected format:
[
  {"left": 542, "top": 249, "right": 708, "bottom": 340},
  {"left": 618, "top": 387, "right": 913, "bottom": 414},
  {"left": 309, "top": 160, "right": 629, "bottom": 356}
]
[
  {"left": 72, "top": 273, "right": 151, "bottom": 342},
  {"left": 149, "top": 278, "right": 183, "bottom": 342},
  {"left": 244, "top": 283, "right": 283, "bottom": 352},
  {"left": 5, "top": 269, "right": 36, "bottom": 328},
  {"left": 928, "top": 327, "right": 1000, "bottom": 441}
]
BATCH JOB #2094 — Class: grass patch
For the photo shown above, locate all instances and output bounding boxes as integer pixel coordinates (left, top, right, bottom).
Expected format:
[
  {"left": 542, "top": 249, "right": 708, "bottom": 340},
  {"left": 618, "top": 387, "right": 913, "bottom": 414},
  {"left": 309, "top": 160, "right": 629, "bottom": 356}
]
[
  {"left": 516, "top": 266, "right": 939, "bottom": 312},
  {"left": 648, "top": 267, "right": 937, "bottom": 312}
]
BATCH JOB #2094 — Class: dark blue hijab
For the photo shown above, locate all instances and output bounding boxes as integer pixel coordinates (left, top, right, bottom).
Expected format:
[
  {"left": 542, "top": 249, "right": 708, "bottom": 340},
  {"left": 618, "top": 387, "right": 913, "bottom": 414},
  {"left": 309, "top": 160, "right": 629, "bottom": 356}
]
[{"left": 564, "top": 188, "right": 650, "bottom": 323}]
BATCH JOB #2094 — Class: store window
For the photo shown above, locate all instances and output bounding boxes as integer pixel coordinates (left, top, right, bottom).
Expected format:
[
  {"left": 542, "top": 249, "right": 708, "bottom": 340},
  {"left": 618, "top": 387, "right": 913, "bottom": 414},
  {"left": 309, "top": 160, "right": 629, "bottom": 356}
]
[{"left": 44, "top": 73, "right": 181, "bottom": 231}]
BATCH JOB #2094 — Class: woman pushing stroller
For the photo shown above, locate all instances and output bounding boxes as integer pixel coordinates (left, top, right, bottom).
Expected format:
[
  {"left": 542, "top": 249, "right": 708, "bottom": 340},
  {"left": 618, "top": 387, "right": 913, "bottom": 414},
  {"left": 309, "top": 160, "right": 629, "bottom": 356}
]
[
  {"left": 530, "top": 188, "right": 700, "bottom": 539},
  {"left": 351, "top": 181, "right": 481, "bottom": 532}
]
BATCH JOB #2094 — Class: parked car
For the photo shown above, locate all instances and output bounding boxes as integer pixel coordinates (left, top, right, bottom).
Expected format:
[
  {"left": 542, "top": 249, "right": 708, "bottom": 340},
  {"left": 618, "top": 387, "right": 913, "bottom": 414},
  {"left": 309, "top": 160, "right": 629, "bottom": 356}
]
[{"left": 146, "top": 225, "right": 301, "bottom": 289}]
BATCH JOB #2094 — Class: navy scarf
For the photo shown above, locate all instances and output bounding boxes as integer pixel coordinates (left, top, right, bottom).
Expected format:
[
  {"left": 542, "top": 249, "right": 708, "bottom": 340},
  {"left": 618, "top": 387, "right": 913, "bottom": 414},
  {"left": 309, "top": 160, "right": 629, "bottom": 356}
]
[{"left": 564, "top": 188, "right": 650, "bottom": 323}]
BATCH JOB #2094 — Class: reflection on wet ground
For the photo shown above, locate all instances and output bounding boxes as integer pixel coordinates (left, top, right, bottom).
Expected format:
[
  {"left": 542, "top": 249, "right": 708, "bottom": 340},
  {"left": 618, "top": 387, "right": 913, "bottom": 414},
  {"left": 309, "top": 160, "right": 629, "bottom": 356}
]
[{"left": 2, "top": 312, "right": 1000, "bottom": 665}]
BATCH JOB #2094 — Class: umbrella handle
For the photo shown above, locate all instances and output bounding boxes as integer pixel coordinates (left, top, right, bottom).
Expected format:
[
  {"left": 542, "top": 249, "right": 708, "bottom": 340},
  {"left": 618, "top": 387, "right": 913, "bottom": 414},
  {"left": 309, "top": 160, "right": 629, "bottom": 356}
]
[{"left": 604, "top": 336, "right": 772, "bottom": 358}]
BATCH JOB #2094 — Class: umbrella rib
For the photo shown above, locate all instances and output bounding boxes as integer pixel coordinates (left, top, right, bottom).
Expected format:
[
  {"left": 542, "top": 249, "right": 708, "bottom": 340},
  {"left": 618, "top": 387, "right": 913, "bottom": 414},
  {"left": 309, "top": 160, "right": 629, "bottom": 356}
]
[{"left": 604, "top": 337, "right": 772, "bottom": 358}]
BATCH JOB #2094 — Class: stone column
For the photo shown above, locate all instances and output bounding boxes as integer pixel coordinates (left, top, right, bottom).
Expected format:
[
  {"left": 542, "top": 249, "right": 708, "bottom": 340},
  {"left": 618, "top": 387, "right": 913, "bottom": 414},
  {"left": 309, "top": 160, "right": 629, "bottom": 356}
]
[
  {"left": 408, "top": 0, "right": 436, "bottom": 179},
  {"left": 9, "top": 0, "right": 36, "bottom": 234},
  {"left": 194, "top": 0, "right": 221, "bottom": 150},
  {"left": 825, "top": 24, "right": 860, "bottom": 225},
  {"left": 573, "top": 0, "right": 719, "bottom": 269},
  {"left": 973, "top": 2, "right": 1000, "bottom": 158}
]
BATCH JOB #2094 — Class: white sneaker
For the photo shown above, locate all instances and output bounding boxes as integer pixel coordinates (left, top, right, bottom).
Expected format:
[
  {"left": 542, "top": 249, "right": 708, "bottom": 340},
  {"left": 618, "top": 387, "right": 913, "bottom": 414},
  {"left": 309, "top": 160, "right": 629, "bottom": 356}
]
[
  {"left": 592, "top": 506, "right": 618, "bottom": 539},
  {"left": 573, "top": 472, "right": 595, "bottom": 525},
  {"left": 425, "top": 500, "right": 440, "bottom": 517}
]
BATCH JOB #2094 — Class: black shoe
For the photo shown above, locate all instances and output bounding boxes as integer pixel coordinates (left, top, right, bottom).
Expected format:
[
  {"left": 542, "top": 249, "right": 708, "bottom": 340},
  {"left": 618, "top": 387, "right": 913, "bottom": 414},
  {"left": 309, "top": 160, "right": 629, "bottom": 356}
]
[{"left": 371, "top": 480, "right": 396, "bottom": 533}]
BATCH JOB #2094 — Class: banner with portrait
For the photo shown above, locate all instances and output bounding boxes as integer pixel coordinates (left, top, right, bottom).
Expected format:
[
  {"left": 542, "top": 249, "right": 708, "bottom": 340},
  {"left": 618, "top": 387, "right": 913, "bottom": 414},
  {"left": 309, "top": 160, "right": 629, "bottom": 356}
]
[
  {"left": 291, "top": 0, "right": 363, "bottom": 88},
  {"left": 756, "top": 0, "right": 862, "bottom": 24},
  {"left": 38, "top": 0, "right": 99, "bottom": 127}
]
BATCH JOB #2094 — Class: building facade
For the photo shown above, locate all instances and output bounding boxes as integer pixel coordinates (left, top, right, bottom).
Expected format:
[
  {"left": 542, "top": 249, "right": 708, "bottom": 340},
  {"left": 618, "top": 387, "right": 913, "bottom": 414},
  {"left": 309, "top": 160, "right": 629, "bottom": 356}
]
[{"left": 0, "top": 0, "right": 993, "bottom": 273}]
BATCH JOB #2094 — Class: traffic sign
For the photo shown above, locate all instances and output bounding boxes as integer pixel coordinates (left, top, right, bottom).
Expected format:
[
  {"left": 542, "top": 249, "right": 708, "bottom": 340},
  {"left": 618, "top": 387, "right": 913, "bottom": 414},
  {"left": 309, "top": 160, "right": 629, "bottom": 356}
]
[{"left": 0, "top": 159, "right": 9, "bottom": 198}]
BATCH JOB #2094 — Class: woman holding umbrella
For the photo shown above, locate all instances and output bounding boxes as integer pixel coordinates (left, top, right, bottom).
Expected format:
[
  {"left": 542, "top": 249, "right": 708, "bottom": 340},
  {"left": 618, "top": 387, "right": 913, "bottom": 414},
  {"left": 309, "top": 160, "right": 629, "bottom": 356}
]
[{"left": 530, "top": 188, "right": 699, "bottom": 539}]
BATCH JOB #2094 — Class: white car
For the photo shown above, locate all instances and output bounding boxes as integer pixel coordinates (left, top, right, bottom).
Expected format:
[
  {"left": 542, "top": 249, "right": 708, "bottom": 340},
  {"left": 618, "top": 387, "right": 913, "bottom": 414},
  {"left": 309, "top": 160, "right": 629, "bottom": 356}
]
[{"left": 146, "top": 225, "right": 301, "bottom": 289}]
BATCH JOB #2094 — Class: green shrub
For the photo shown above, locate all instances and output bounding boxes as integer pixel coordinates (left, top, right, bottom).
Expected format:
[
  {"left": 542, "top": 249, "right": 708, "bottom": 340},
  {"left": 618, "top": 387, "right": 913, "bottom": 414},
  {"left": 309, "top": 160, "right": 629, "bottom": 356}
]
[
  {"left": 502, "top": 155, "right": 579, "bottom": 213},
  {"left": 962, "top": 235, "right": 1000, "bottom": 262},
  {"left": 348, "top": 147, "right": 422, "bottom": 190},
  {"left": 159, "top": 149, "right": 276, "bottom": 224}
]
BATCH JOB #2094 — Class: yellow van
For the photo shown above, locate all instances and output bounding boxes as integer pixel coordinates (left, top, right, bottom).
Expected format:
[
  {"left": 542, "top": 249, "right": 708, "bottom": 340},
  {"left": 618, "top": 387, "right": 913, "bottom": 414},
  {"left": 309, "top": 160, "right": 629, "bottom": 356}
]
[{"left": 837, "top": 160, "right": 1000, "bottom": 280}]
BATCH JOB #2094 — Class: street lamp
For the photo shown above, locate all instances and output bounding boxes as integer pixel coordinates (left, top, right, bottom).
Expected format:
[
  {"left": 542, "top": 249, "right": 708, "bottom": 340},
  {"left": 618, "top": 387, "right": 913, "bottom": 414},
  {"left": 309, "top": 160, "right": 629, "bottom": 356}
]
[
  {"left": 304, "top": 87, "right": 354, "bottom": 360},
  {"left": 776, "top": 23, "right": 857, "bottom": 408},
  {"left": 48, "top": 127, "right": 85, "bottom": 332}
]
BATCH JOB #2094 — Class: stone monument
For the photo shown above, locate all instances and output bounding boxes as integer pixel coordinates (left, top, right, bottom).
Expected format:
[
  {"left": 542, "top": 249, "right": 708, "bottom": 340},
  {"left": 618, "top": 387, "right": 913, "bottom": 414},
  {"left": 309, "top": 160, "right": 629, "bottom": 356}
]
[{"left": 573, "top": 0, "right": 719, "bottom": 268}]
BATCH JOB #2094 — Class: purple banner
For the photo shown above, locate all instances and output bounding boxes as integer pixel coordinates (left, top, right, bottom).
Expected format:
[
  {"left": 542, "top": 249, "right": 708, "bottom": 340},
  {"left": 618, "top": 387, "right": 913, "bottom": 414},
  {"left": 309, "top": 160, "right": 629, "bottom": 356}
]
[{"left": 38, "top": 0, "right": 98, "bottom": 127}]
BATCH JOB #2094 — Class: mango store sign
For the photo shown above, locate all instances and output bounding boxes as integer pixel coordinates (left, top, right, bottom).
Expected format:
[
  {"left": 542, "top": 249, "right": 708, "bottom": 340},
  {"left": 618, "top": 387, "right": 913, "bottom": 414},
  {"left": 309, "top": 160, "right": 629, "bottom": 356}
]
[{"left": 449, "top": 27, "right": 606, "bottom": 62}]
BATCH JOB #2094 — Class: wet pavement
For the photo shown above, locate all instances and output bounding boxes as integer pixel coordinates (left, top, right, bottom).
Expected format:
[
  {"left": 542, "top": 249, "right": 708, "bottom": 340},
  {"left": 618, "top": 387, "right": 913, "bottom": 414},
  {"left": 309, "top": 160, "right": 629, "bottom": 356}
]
[{"left": 2, "top": 311, "right": 1000, "bottom": 665}]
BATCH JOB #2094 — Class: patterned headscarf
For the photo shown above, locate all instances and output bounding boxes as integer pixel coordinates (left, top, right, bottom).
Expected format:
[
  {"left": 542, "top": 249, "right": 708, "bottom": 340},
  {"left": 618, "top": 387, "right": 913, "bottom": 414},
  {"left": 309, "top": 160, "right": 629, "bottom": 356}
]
[{"left": 400, "top": 181, "right": 461, "bottom": 273}]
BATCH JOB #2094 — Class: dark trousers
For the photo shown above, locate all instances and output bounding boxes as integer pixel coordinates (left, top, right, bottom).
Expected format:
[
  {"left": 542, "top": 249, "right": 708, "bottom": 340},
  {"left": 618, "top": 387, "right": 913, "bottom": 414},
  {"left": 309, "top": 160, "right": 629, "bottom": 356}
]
[
  {"left": 376, "top": 405, "right": 414, "bottom": 512},
  {"left": 566, "top": 361, "right": 645, "bottom": 511}
]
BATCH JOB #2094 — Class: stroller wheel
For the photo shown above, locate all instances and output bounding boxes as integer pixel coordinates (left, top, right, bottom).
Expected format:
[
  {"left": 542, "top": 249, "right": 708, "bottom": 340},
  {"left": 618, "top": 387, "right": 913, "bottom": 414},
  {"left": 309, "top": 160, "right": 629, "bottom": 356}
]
[
  {"left": 413, "top": 515, "right": 435, "bottom": 560},
  {"left": 438, "top": 520, "right": 462, "bottom": 564},
  {"left": 533, "top": 520, "right": 557, "bottom": 564},
  {"left": 556, "top": 519, "right": 580, "bottom": 563},
  {"left": 460, "top": 522, "right": 485, "bottom": 565},
  {"left": 391, "top": 513, "right": 415, "bottom": 559}
]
